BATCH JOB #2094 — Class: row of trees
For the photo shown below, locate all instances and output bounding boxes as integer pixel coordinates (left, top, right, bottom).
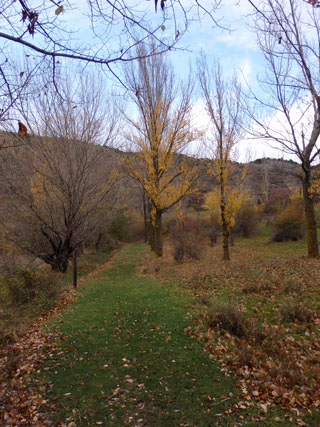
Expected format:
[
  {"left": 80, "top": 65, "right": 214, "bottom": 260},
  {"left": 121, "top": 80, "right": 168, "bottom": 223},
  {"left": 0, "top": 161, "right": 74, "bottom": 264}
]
[
  {"left": 198, "top": 0, "right": 320, "bottom": 260},
  {"left": 124, "top": 0, "right": 320, "bottom": 261},
  {"left": 1, "top": 0, "right": 320, "bottom": 270}
]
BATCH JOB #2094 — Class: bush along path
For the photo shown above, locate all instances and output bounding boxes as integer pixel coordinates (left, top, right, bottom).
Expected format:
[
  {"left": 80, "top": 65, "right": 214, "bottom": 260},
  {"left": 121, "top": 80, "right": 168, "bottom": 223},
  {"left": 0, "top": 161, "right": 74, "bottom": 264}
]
[{"left": 24, "top": 243, "right": 248, "bottom": 426}]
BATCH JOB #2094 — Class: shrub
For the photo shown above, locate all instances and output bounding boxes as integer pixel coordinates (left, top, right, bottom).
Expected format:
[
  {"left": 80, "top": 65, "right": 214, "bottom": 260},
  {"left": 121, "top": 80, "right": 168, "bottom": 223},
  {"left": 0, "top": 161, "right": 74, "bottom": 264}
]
[
  {"left": 206, "top": 301, "right": 267, "bottom": 342},
  {"left": 234, "top": 203, "right": 259, "bottom": 237},
  {"left": 163, "top": 214, "right": 178, "bottom": 236},
  {"left": 242, "top": 281, "right": 272, "bottom": 294},
  {"left": 281, "top": 280, "right": 302, "bottom": 295},
  {"left": 206, "top": 301, "right": 248, "bottom": 338},
  {"left": 279, "top": 301, "right": 313, "bottom": 323},
  {"left": 108, "top": 211, "right": 130, "bottom": 241},
  {"left": 185, "top": 273, "right": 214, "bottom": 291},
  {"left": 208, "top": 229, "right": 217, "bottom": 246},
  {"left": 209, "top": 213, "right": 221, "bottom": 233},
  {"left": 4, "top": 268, "right": 59, "bottom": 306},
  {"left": 272, "top": 202, "right": 305, "bottom": 242},
  {"left": 4, "top": 270, "right": 35, "bottom": 305},
  {"left": 263, "top": 189, "right": 290, "bottom": 216},
  {"left": 170, "top": 216, "right": 205, "bottom": 262},
  {"left": 128, "top": 220, "right": 145, "bottom": 242}
]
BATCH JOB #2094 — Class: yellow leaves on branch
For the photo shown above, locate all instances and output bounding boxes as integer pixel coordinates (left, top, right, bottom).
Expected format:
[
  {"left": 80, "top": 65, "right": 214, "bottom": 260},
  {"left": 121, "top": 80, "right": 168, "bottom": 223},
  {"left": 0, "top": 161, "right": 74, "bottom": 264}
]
[
  {"left": 310, "top": 173, "right": 320, "bottom": 197},
  {"left": 203, "top": 186, "right": 251, "bottom": 229},
  {"left": 131, "top": 149, "right": 198, "bottom": 212},
  {"left": 203, "top": 188, "right": 220, "bottom": 216},
  {"left": 289, "top": 187, "right": 304, "bottom": 202},
  {"left": 128, "top": 117, "right": 200, "bottom": 213},
  {"left": 125, "top": 47, "right": 200, "bottom": 221},
  {"left": 55, "top": 6, "right": 64, "bottom": 15}
]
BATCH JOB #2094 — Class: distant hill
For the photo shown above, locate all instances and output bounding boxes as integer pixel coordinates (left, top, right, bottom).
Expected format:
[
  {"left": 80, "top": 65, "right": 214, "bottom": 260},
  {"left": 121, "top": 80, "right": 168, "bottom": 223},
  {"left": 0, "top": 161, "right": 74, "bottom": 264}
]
[
  {"left": 0, "top": 130, "right": 305, "bottom": 211},
  {"left": 183, "top": 156, "right": 303, "bottom": 210}
]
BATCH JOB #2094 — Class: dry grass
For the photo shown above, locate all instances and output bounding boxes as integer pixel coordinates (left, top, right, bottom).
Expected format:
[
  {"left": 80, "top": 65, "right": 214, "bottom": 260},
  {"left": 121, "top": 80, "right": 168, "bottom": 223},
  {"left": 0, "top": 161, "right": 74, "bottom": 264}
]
[
  {"left": 206, "top": 301, "right": 249, "bottom": 337},
  {"left": 279, "top": 300, "right": 314, "bottom": 323}
]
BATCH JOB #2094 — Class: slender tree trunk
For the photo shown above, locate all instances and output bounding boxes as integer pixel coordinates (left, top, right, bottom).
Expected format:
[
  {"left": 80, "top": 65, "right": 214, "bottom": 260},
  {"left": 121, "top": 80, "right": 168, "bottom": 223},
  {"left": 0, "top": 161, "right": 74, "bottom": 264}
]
[
  {"left": 148, "top": 222, "right": 155, "bottom": 251},
  {"left": 221, "top": 210, "right": 230, "bottom": 260},
  {"left": 153, "top": 209, "right": 163, "bottom": 257},
  {"left": 142, "top": 191, "right": 148, "bottom": 243},
  {"left": 303, "top": 170, "right": 319, "bottom": 258},
  {"left": 229, "top": 228, "right": 234, "bottom": 246},
  {"left": 73, "top": 247, "right": 77, "bottom": 289},
  {"left": 220, "top": 198, "right": 230, "bottom": 260},
  {"left": 148, "top": 199, "right": 155, "bottom": 251},
  {"left": 220, "top": 165, "right": 230, "bottom": 261},
  {"left": 95, "top": 233, "right": 103, "bottom": 250}
]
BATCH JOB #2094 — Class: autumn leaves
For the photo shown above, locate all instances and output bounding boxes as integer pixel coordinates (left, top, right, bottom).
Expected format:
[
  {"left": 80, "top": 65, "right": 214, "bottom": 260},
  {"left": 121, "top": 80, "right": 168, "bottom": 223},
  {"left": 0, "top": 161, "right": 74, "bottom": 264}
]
[{"left": 123, "top": 44, "right": 201, "bottom": 257}]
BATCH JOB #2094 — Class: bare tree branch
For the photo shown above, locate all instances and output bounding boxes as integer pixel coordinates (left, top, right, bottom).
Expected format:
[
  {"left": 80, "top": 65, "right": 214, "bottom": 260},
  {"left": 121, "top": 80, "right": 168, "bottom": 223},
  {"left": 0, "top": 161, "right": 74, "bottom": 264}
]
[
  {"left": 247, "top": 0, "right": 320, "bottom": 257},
  {"left": 0, "top": 0, "right": 221, "bottom": 118}
]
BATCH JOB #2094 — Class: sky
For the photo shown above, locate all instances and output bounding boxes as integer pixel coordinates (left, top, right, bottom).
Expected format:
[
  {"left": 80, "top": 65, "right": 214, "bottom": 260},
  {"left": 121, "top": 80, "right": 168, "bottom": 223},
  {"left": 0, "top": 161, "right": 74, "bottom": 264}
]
[
  {"left": 159, "top": 0, "right": 278, "bottom": 161},
  {"left": 0, "top": 0, "right": 306, "bottom": 162}
]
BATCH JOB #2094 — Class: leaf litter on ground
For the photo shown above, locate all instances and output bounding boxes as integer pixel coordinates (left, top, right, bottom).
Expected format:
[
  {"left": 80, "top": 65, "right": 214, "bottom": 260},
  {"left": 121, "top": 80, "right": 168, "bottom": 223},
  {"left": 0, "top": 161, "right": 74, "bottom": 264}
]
[
  {"left": 139, "top": 236, "right": 320, "bottom": 424},
  {"left": 1, "top": 238, "right": 320, "bottom": 425}
]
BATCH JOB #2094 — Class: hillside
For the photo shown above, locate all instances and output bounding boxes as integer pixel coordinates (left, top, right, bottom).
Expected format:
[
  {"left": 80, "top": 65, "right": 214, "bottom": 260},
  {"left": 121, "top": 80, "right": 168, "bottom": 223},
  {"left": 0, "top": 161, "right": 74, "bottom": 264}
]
[
  {"left": 0, "top": 130, "right": 304, "bottom": 210},
  {"left": 183, "top": 156, "right": 302, "bottom": 210}
]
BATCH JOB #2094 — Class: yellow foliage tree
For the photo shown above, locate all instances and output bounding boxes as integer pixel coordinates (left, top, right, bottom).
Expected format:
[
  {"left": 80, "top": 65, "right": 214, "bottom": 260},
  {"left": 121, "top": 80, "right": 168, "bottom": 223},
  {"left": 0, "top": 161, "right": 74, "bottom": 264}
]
[
  {"left": 198, "top": 56, "right": 245, "bottom": 260},
  {"left": 124, "top": 43, "right": 201, "bottom": 256},
  {"left": 311, "top": 172, "right": 320, "bottom": 197},
  {"left": 203, "top": 180, "right": 250, "bottom": 243}
]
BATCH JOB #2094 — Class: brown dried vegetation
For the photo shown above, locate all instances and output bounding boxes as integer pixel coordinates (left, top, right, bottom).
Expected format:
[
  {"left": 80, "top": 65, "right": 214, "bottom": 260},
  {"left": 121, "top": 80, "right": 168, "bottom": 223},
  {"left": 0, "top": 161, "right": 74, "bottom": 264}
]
[{"left": 139, "top": 235, "right": 320, "bottom": 417}]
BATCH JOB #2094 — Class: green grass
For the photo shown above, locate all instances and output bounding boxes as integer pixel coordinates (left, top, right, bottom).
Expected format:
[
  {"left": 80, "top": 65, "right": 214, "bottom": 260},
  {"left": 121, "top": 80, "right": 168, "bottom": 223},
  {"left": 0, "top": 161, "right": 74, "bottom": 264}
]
[
  {"left": 30, "top": 242, "right": 318, "bottom": 426},
  {"left": 0, "top": 245, "right": 113, "bottom": 341},
  {"left": 34, "top": 244, "right": 243, "bottom": 426}
]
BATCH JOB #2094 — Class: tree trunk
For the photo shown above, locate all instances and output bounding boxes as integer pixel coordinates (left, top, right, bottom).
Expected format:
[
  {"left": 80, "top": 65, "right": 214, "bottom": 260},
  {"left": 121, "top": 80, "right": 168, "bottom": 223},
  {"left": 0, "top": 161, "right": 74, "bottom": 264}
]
[
  {"left": 143, "top": 191, "right": 148, "bottom": 243},
  {"left": 148, "top": 221, "right": 155, "bottom": 251},
  {"left": 229, "top": 228, "right": 234, "bottom": 246},
  {"left": 221, "top": 199, "right": 230, "bottom": 260},
  {"left": 220, "top": 170, "right": 230, "bottom": 261},
  {"left": 153, "top": 210, "right": 163, "bottom": 257},
  {"left": 222, "top": 222, "right": 230, "bottom": 260},
  {"left": 41, "top": 250, "right": 70, "bottom": 272},
  {"left": 40, "top": 240, "right": 73, "bottom": 272},
  {"left": 147, "top": 199, "right": 155, "bottom": 251},
  {"left": 303, "top": 170, "right": 319, "bottom": 258},
  {"left": 51, "top": 249, "right": 72, "bottom": 272},
  {"left": 95, "top": 233, "right": 103, "bottom": 250}
]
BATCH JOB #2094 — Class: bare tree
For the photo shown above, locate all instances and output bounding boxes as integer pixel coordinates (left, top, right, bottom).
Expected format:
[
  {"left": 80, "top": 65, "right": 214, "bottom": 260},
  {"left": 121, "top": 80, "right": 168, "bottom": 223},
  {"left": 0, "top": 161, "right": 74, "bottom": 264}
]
[
  {"left": 0, "top": 56, "right": 31, "bottom": 127},
  {"left": 0, "top": 0, "right": 220, "bottom": 119},
  {"left": 123, "top": 43, "right": 201, "bottom": 256},
  {"left": 0, "top": 74, "right": 119, "bottom": 271},
  {"left": 247, "top": 0, "right": 320, "bottom": 258},
  {"left": 198, "top": 56, "right": 245, "bottom": 261}
]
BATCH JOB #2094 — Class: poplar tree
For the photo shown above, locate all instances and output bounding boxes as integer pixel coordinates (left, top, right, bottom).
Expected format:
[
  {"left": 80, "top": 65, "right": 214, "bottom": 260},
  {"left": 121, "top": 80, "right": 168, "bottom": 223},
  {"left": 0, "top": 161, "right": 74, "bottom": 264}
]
[{"left": 124, "top": 44, "right": 200, "bottom": 256}]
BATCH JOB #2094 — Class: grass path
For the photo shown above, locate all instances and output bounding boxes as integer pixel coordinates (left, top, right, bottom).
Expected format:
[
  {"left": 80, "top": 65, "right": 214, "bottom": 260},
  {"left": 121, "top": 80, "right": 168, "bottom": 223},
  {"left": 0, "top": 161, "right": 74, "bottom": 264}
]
[{"left": 36, "top": 243, "right": 241, "bottom": 426}]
